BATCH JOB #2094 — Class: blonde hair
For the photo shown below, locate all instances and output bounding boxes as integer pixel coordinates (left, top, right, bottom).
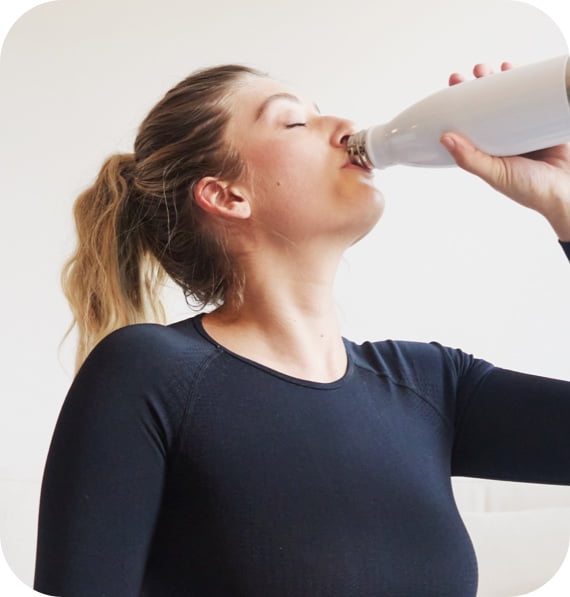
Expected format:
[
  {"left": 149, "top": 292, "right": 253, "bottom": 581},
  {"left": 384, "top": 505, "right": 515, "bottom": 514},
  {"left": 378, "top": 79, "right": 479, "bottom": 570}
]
[{"left": 61, "top": 64, "right": 265, "bottom": 373}]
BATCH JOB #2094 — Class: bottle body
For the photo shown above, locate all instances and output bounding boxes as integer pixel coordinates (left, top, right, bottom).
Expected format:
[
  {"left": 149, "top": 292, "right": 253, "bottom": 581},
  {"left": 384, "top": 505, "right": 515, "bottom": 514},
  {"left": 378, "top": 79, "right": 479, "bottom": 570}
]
[{"left": 347, "top": 54, "right": 570, "bottom": 170}]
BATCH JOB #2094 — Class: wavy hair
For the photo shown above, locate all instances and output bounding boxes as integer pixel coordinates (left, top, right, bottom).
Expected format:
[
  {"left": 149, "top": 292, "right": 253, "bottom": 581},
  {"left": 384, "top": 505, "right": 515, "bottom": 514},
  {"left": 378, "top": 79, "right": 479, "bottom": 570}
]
[{"left": 61, "top": 64, "right": 265, "bottom": 373}]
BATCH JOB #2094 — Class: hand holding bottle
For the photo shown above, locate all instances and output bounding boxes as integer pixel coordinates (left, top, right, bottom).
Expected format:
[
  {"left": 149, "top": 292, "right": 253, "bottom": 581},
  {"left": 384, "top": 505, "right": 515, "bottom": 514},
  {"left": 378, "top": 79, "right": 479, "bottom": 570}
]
[{"left": 441, "top": 62, "right": 570, "bottom": 241}]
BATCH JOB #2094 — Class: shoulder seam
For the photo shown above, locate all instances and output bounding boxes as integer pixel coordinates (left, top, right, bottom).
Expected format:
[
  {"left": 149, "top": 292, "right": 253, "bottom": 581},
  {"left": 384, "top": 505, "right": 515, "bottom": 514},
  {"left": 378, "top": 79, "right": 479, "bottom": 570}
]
[
  {"left": 169, "top": 347, "right": 223, "bottom": 459},
  {"left": 352, "top": 361, "right": 453, "bottom": 431}
]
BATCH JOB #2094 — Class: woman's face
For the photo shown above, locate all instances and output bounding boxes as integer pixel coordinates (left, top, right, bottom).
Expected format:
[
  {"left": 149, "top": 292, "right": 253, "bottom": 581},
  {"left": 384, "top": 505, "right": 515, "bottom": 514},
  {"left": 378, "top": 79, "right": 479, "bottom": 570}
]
[{"left": 224, "top": 75, "right": 385, "bottom": 250}]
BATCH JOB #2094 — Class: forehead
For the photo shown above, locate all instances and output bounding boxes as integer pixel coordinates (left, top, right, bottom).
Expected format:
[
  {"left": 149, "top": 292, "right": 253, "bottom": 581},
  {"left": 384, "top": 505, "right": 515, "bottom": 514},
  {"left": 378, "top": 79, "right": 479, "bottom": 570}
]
[
  {"left": 225, "top": 75, "right": 313, "bottom": 129},
  {"left": 229, "top": 75, "right": 300, "bottom": 113}
]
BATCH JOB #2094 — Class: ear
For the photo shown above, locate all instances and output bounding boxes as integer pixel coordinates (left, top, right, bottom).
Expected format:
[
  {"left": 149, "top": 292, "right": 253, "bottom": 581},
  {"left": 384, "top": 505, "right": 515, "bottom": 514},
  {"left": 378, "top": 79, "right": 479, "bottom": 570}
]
[{"left": 193, "top": 177, "right": 251, "bottom": 220}]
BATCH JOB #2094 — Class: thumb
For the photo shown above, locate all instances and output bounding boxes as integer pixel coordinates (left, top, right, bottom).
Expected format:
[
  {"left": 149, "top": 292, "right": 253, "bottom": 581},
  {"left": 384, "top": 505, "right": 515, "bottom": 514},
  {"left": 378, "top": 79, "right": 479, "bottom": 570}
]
[{"left": 440, "top": 133, "right": 506, "bottom": 187}]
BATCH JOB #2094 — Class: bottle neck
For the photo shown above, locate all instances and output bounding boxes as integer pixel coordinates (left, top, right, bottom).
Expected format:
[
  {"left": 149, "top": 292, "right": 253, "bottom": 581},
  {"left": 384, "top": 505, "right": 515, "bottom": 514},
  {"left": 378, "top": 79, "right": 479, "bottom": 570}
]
[{"left": 346, "top": 130, "right": 375, "bottom": 170}]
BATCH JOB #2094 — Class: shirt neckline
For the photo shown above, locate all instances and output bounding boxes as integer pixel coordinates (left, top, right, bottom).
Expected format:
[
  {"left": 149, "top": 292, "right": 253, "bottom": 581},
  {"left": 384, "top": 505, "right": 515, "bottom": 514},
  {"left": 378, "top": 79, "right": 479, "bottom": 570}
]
[{"left": 192, "top": 312, "right": 354, "bottom": 390}]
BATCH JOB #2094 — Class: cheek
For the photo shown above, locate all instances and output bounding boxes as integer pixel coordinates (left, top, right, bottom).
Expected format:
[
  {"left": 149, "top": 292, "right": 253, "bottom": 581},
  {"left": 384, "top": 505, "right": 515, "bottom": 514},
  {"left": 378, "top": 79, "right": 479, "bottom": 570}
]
[{"left": 246, "top": 140, "right": 317, "bottom": 193}]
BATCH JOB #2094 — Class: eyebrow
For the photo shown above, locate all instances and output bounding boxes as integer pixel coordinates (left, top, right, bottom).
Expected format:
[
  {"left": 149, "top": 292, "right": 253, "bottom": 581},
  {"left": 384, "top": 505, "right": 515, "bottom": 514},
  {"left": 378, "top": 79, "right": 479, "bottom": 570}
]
[{"left": 254, "top": 92, "right": 321, "bottom": 122}]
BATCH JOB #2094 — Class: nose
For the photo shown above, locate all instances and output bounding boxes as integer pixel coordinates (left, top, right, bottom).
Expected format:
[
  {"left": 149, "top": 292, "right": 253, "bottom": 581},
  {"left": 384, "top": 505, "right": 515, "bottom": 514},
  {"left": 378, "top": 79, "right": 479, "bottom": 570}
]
[{"left": 331, "top": 117, "right": 358, "bottom": 148}]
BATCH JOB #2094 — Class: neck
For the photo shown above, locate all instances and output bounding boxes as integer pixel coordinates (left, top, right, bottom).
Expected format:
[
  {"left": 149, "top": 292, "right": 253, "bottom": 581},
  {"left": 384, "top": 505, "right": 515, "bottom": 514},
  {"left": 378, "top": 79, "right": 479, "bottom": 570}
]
[{"left": 202, "top": 246, "right": 347, "bottom": 382}]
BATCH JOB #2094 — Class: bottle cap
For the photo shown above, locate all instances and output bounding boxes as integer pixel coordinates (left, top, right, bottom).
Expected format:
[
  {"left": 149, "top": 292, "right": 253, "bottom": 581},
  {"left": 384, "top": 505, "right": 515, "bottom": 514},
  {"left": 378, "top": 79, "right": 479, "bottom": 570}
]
[{"left": 346, "top": 130, "right": 375, "bottom": 170}]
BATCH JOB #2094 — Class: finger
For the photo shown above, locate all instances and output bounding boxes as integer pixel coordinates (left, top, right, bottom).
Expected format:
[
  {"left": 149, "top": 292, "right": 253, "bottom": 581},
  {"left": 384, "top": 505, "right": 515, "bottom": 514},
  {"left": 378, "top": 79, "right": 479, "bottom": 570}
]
[
  {"left": 448, "top": 72, "right": 466, "bottom": 86},
  {"left": 440, "top": 132, "right": 506, "bottom": 188},
  {"left": 449, "top": 61, "right": 514, "bottom": 87},
  {"left": 473, "top": 63, "right": 494, "bottom": 78}
]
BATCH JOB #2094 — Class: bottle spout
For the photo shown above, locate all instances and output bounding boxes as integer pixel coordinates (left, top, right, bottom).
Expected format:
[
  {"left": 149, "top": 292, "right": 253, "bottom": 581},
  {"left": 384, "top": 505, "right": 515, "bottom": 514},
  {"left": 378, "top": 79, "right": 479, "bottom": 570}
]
[{"left": 346, "top": 130, "right": 375, "bottom": 170}]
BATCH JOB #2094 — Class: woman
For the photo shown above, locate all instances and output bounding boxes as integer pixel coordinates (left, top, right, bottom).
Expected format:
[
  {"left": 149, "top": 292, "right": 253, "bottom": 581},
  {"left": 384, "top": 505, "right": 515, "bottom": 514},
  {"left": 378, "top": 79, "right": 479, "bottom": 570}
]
[{"left": 34, "top": 61, "right": 570, "bottom": 596}]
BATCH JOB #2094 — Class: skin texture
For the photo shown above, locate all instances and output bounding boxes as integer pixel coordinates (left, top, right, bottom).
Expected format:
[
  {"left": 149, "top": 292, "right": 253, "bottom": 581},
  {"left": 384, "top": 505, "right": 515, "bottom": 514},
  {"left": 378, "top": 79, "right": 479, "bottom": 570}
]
[{"left": 196, "top": 64, "right": 570, "bottom": 382}]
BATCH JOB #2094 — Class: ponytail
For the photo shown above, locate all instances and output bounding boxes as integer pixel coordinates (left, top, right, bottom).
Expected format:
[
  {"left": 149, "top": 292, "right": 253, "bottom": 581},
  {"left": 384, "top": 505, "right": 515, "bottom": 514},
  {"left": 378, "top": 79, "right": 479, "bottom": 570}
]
[
  {"left": 61, "top": 153, "right": 167, "bottom": 374},
  {"left": 60, "top": 64, "right": 265, "bottom": 374}
]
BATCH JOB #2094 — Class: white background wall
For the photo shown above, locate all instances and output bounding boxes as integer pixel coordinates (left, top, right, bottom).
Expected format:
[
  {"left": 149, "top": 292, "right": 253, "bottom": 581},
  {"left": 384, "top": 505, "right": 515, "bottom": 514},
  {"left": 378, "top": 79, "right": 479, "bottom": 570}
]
[{"left": 0, "top": 0, "right": 569, "bottom": 594}]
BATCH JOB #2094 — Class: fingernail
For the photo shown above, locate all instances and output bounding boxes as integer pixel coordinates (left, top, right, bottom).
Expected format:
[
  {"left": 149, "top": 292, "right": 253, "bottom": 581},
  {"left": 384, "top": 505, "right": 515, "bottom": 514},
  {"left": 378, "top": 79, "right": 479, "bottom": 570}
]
[{"left": 441, "top": 135, "right": 456, "bottom": 152}]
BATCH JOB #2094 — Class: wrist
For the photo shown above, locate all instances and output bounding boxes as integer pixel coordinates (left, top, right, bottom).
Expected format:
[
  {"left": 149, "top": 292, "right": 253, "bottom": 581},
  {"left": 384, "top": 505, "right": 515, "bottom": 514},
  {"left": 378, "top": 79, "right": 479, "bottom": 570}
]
[{"left": 543, "top": 194, "right": 570, "bottom": 242}]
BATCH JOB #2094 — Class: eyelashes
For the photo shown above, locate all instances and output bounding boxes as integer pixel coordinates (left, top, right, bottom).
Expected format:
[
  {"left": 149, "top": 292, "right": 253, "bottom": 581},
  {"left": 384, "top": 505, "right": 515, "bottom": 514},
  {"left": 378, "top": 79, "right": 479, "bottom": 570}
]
[{"left": 285, "top": 123, "right": 307, "bottom": 128}]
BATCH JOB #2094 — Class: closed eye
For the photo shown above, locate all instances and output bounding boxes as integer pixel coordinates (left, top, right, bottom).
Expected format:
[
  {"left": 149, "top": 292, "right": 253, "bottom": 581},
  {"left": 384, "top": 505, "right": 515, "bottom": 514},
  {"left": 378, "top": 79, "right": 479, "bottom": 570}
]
[{"left": 285, "top": 123, "right": 307, "bottom": 128}]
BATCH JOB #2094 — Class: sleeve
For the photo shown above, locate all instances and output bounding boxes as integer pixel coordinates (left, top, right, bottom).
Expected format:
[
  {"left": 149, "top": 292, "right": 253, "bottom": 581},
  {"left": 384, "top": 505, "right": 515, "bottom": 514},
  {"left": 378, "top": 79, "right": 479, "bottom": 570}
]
[
  {"left": 33, "top": 324, "right": 189, "bottom": 597},
  {"left": 451, "top": 240, "right": 570, "bottom": 485},
  {"left": 451, "top": 368, "right": 570, "bottom": 484}
]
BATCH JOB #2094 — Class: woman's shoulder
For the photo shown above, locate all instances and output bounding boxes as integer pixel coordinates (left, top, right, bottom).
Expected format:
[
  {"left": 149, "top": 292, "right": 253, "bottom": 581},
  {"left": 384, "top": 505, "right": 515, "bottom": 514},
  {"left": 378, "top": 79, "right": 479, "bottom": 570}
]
[
  {"left": 80, "top": 316, "right": 218, "bottom": 385},
  {"left": 57, "top": 318, "right": 219, "bottom": 463},
  {"left": 345, "top": 336, "right": 494, "bottom": 386},
  {"left": 345, "top": 337, "right": 495, "bottom": 429}
]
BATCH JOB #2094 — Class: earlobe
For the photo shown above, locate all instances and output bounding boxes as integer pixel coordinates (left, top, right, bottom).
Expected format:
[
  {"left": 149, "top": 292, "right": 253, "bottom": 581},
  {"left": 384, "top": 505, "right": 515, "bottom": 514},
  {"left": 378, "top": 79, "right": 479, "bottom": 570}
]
[{"left": 193, "top": 177, "right": 251, "bottom": 220}]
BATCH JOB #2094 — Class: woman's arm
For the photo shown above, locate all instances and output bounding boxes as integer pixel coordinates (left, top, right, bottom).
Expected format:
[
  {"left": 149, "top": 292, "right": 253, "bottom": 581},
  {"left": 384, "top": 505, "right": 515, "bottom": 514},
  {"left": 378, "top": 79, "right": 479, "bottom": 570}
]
[
  {"left": 452, "top": 365, "right": 570, "bottom": 484},
  {"left": 34, "top": 325, "right": 188, "bottom": 597}
]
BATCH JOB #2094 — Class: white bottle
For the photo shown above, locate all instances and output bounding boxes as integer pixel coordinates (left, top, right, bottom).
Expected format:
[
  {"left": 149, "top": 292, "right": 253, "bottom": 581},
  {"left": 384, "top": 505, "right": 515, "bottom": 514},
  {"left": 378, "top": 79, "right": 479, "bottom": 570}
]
[{"left": 347, "top": 54, "right": 570, "bottom": 170}]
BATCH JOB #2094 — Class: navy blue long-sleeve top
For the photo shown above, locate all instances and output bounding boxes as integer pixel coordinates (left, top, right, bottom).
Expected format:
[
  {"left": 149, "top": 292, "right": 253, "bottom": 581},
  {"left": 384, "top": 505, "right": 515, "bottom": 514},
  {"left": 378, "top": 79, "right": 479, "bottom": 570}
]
[{"left": 34, "top": 242, "right": 570, "bottom": 597}]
